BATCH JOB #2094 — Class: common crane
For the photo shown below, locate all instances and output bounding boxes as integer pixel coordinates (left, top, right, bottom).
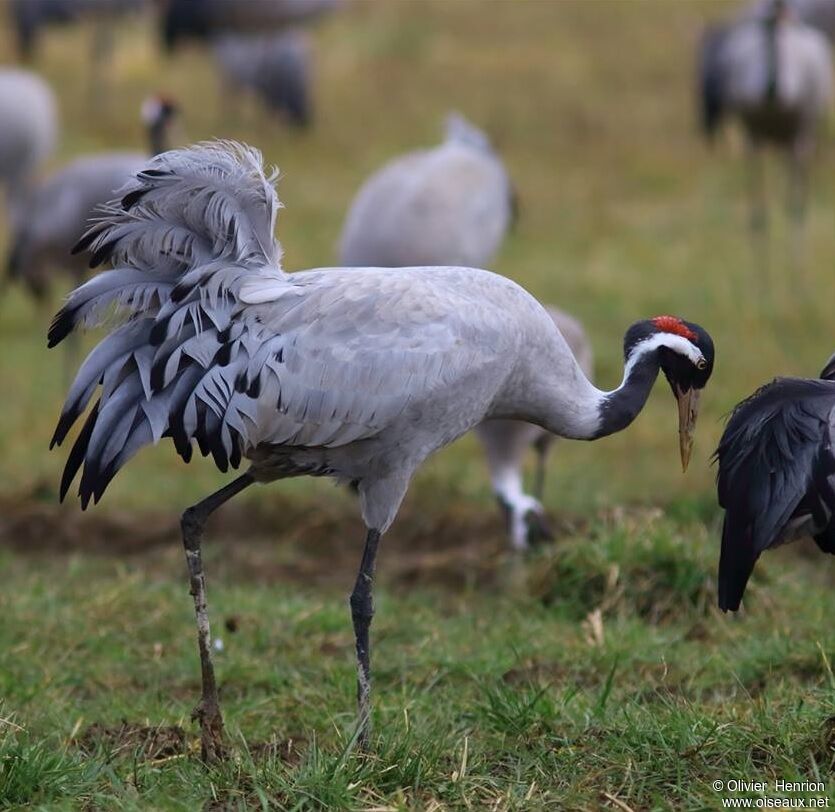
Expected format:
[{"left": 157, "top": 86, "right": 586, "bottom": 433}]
[
  {"left": 7, "top": 96, "right": 177, "bottom": 301},
  {"left": 212, "top": 30, "right": 312, "bottom": 128},
  {"left": 476, "top": 308, "right": 593, "bottom": 549},
  {"left": 0, "top": 68, "right": 57, "bottom": 219},
  {"left": 9, "top": 0, "right": 144, "bottom": 102},
  {"left": 698, "top": 0, "right": 832, "bottom": 262},
  {"left": 339, "top": 114, "right": 513, "bottom": 269},
  {"left": 51, "top": 141, "right": 715, "bottom": 760}
]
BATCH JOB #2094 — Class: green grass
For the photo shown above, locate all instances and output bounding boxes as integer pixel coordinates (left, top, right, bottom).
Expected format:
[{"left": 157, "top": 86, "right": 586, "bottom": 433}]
[
  {"left": 3, "top": 520, "right": 835, "bottom": 809},
  {"left": 2, "top": 0, "right": 835, "bottom": 808}
]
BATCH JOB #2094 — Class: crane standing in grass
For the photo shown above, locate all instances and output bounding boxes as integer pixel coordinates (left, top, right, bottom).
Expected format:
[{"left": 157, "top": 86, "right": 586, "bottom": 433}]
[
  {"left": 50, "top": 141, "right": 715, "bottom": 761},
  {"left": 212, "top": 30, "right": 312, "bottom": 128},
  {"left": 6, "top": 96, "right": 178, "bottom": 302},
  {"left": 698, "top": 0, "right": 832, "bottom": 266},
  {"left": 9, "top": 0, "right": 145, "bottom": 102},
  {"left": 339, "top": 114, "right": 593, "bottom": 549}
]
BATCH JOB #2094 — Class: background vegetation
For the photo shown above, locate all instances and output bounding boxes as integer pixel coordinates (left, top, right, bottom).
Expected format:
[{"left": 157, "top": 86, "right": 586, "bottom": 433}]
[{"left": 1, "top": 0, "right": 834, "bottom": 808}]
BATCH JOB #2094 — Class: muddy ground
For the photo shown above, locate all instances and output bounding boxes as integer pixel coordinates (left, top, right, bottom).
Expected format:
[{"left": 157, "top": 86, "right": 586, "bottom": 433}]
[{"left": 0, "top": 480, "right": 587, "bottom": 591}]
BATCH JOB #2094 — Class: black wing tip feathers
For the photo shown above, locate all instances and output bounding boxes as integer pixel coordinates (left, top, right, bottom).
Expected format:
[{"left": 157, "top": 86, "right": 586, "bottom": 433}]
[
  {"left": 71, "top": 229, "right": 98, "bottom": 256},
  {"left": 121, "top": 188, "right": 147, "bottom": 210},
  {"left": 47, "top": 308, "right": 76, "bottom": 348}
]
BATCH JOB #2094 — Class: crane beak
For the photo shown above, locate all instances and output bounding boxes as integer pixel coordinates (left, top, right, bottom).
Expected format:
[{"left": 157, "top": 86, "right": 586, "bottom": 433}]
[{"left": 676, "top": 386, "right": 701, "bottom": 472}]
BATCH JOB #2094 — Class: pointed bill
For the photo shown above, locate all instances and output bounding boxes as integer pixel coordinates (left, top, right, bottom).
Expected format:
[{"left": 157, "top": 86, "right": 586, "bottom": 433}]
[{"left": 676, "top": 386, "right": 701, "bottom": 472}]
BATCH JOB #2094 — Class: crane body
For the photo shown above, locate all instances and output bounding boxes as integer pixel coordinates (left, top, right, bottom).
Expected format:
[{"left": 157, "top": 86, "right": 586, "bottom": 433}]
[{"left": 52, "top": 141, "right": 714, "bottom": 759}]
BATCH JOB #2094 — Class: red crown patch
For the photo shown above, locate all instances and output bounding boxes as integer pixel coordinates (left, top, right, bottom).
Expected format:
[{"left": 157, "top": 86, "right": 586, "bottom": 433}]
[{"left": 652, "top": 315, "right": 697, "bottom": 342}]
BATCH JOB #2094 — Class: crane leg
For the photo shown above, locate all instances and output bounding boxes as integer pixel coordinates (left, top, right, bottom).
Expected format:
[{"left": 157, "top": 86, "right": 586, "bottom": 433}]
[
  {"left": 746, "top": 144, "right": 769, "bottom": 288},
  {"left": 786, "top": 152, "right": 808, "bottom": 274},
  {"left": 532, "top": 435, "right": 551, "bottom": 502},
  {"left": 180, "top": 471, "right": 254, "bottom": 762},
  {"left": 349, "top": 527, "right": 381, "bottom": 749}
]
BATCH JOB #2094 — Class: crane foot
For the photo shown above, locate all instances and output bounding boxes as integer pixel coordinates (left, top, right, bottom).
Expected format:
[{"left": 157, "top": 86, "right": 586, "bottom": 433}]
[
  {"left": 524, "top": 508, "right": 554, "bottom": 547},
  {"left": 192, "top": 699, "right": 225, "bottom": 763}
]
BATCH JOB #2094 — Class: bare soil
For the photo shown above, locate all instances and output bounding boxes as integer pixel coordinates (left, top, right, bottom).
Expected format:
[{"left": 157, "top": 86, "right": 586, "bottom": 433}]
[
  {"left": 75, "top": 721, "right": 186, "bottom": 761},
  {"left": 0, "top": 483, "right": 586, "bottom": 590}
]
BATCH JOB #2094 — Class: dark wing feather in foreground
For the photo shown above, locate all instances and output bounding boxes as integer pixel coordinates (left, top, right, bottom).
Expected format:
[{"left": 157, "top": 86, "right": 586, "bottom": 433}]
[{"left": 714, "top": 377, "right": 835, "bottom": 611}]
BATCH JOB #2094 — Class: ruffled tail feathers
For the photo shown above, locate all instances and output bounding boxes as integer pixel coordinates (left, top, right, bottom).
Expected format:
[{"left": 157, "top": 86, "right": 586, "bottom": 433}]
[{"left": 49, "top": 141, "right": 290, "bottom": 507}]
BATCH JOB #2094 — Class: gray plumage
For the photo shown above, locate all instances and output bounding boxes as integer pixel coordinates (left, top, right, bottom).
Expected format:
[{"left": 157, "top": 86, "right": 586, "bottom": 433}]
[
  {"left": 51, "top": 140, "right": 548, "bottom": 528},
  {"left": 698, "top": 0, "right": 832, "bottom": 248},
  {"left": 746, "top": 0, "right": 835, "bottom": 42},
  {"left": 7, "top": 98, "right": 176, "bottom": 300},
  {"left": 0, "top": 68, "right": 57, "bottom": 213},
  {"left": 338, "top": 114, "right": 514, "bottom": 269},
  {"left": 715, "top": 357, "right": 835, "bottom": 612},
  {"left": 212, "top": 30, "right": 312, "bottom": 127},
  {"left": 50, "top": 141, "right": 714, "bottom": 755},
  {"left": 476, "top": 307, "right": 593, "bottom": 549}
]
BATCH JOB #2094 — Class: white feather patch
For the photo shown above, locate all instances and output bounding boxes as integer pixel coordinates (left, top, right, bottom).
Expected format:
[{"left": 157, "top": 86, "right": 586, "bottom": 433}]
[{"left": 239, "top": 275, "right": 303, "bottom": 304}]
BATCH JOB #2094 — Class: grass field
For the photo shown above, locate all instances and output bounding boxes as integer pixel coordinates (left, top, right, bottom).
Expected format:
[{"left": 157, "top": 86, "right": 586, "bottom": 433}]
[{"left": 2, "top": 0, "right": 835, "bottom": 808}]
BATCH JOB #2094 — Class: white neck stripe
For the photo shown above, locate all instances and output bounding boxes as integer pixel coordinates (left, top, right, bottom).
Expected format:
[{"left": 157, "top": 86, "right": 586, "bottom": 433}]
[{"left": 622, "top": 333, "right": 703, "bottom": 382}]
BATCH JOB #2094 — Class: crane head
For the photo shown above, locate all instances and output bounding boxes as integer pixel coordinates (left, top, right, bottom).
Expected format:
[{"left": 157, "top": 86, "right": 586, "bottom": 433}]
[
  {"left": 656, "top": 317, "right": 714, "bottom": 471},
  {"left": 625, "top": 317, "right": 715, "bottom": 472},
  {"left": 141, "top": 95, "right": 179, "bottom": 128}
]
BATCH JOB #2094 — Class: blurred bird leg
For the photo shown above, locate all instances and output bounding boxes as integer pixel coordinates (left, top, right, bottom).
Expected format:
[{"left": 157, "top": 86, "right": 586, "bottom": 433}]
[
  {"left": 180, "top": 472, "right": 254, "bottom": 763},
  {"left": 349, "top": 528, "right": 381, "bottom": 749},
  {"left": 747, "top": 144, "right": 770, "bottom": 287},
  {"left": 88, "top": 20, "right": 114, "bottom": 108},
  {"left": 786, "top": 149, "right": 809, "bottom": 274},
  {"left": 492, "top": 465, "right": 550, "bottom": 550},
  {"left": 532, "top": 434, "right": 553, "bottom": 502}
]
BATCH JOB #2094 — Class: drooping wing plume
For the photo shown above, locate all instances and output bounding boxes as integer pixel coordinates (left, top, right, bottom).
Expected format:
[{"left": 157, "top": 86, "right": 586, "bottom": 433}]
[
  {"left": 49, "top": 141, "right": 287, "bottom": 506},
  {"left": 714, "top": 377, "right": 835, "bottom": 610}
]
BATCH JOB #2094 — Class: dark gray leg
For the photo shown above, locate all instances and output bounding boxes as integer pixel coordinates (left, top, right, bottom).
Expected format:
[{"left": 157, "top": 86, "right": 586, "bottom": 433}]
[
  {"left": 532, "top": 435, "right": 551, "bottom": 502},
  {"left": 180, "top": 472, "right": 254, "bottom": 762},
  {"left": 747, "top": 144, "right": 769, "bottom": 288},
  {"left": 787, "top": 153, "right": 808, "bottom": 273},
  {"left": 349, "top": 528, "right": 381, "bottom": 748}
]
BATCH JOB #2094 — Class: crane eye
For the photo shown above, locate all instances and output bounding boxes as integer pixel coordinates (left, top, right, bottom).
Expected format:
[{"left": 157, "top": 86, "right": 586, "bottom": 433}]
[{"left": 695, "top": 358, "right": 707, "bottom": 370}]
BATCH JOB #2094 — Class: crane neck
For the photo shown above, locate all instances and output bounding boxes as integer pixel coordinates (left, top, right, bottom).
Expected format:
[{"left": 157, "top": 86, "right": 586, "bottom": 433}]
[
  {"left": 147, "top": 118, "right": 171, "bottom": 157},
  {"left": 497, "top": 328, "right": 671, "bottom": 443},
  {"left": 591, "top": 345, "right": 662, "bottom": 439}
]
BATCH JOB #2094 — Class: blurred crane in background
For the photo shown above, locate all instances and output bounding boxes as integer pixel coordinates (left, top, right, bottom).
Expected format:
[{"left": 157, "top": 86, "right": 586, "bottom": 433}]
[
  {"left": 50, "top": 142, "right": 714, "bottom": 759},
  {"left": 477, "top": 309, "right": 593, "bottom": 550},
  {"left": 698, "top": 0, "right": 832, "bottom": 267},
  {"left": 6, "top": 96, "right": 178, "bottom": 302},
  {"left": 212, "top": 30, "right": 312, "bottom": 128},
  {"left": 340, "top": 113, "right": 593, "bottom": 549},
  {"left": 339, "top": 114, "right": 513, "bottom": 268},
  {"left": 158, "top": 0, "right": 335, "bottom": 126},
  {"left": 9, "top": 0, "right": 145, "bottom": 100},
  {"left": 0, "top": 68, "right": 57, "bottom": 222},
  {"left": 715, "top": 352, "right": 835, "bottom": 612}
]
